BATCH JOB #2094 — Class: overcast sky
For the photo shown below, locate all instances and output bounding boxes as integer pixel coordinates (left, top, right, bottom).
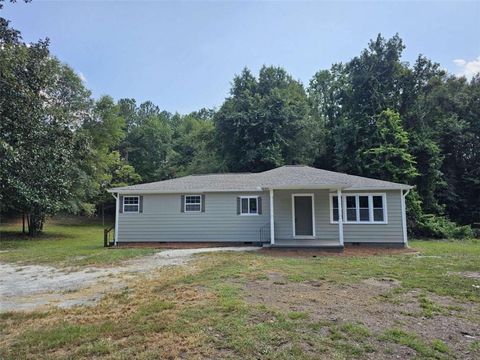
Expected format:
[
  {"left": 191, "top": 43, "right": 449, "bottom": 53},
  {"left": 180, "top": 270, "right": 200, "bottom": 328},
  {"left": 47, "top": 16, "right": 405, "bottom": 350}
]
[{"left": 3, "top": 1, "right": 480, "bottom": 114}]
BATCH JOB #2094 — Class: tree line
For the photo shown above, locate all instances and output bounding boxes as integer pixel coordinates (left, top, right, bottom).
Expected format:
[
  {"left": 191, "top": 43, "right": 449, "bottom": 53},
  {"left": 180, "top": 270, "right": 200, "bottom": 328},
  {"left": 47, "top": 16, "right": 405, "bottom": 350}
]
[{"left": 0, "top": 19, "right": 478, "bottom": 238}]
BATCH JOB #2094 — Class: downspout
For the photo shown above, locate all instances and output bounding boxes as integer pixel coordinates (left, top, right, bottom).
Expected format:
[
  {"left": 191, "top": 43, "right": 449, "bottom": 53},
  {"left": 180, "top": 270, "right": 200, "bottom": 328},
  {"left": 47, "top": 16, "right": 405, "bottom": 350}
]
[
  {"left": 112, "top": 193, "right": 119, "bottom": 246},
  {"left": 401, "top": 189, "right": 411, "bottom": 246}
]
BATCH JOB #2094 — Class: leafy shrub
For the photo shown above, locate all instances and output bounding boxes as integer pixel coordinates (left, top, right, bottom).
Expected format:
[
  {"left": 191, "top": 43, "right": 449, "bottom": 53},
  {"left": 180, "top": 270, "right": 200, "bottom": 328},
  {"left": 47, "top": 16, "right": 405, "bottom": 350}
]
[{"left": 415, "top": 214, "right": 474, "bottom": 239}]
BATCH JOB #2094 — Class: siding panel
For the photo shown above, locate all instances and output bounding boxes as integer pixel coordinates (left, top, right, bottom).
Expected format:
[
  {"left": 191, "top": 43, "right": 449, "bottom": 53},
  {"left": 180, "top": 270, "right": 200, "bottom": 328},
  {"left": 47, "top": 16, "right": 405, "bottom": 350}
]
[
  {"left": 118, "top": 192, "right": 269, "bottom": 242},
  {"left": 273, "top": 189, "right": 404, "bottom": 243},
  {"left": 342, "top": 190, "right": 404, "bottom": 243},
  {"left": 117, "top": 189, "right": 404, "bottom": 244}
]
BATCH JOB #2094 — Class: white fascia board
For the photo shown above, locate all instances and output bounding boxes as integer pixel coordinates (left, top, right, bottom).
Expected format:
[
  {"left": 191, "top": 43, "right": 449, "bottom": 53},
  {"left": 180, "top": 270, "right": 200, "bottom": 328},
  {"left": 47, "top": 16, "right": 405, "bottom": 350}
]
[
  {"left": 345, "top": 185, "right": 414, "bottom": 191},
  {"left": 107, "top": 187, "right": 265, "bottom": 194},
  {"left": 264, "top": 184, "right": 350, "bottom": 190}
]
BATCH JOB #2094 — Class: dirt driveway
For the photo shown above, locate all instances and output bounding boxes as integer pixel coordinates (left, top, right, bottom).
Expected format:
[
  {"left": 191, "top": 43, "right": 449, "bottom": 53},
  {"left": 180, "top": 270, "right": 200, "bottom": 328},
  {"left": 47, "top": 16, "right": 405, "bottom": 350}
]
[{"left": 0, "top": 247, "right": 259, "bottom": 312}]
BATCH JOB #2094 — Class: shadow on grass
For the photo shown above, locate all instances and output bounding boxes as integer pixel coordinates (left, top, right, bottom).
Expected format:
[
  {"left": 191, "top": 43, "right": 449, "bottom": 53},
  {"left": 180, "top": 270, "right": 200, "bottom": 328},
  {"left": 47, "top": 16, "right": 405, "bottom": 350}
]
[
  {"left": 0, "top": 230, "right": 79, "bottom": 241},
  {"left": 0, "top": 230, "right": 73, "bottom": 242}
]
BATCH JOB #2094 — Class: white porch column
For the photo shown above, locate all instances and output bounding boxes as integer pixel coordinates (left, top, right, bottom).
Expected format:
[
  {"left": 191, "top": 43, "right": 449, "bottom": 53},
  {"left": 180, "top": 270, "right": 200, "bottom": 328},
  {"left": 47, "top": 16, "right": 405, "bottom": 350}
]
[
  {"left": 336, "top": 189, "right": 344, "bottom": 246},
  {"left": 269, "top": 189, "right": 275, "bottom": 245},
  {"left": 114, "top": 193, "right": 119, "bottom": 246},
  {"left": 401, "top": 189, "right": 410, "bottom": 246}
]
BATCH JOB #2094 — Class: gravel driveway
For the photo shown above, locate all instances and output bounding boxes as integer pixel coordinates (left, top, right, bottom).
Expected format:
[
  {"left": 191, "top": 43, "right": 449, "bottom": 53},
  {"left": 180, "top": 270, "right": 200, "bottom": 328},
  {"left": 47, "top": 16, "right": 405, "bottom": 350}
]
[{"left": 0, "top": 247, "right": 259, "bottom": 312}]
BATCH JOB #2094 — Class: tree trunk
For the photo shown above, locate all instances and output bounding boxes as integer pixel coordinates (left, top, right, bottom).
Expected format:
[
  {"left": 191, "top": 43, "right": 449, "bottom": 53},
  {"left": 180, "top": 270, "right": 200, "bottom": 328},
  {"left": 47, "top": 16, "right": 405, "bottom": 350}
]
[
  {"left": 22, "top": 213, "right": 25, "bottom": 234},
  {"left": 27, "top": 212, "right": 43, "bottom": 237}
]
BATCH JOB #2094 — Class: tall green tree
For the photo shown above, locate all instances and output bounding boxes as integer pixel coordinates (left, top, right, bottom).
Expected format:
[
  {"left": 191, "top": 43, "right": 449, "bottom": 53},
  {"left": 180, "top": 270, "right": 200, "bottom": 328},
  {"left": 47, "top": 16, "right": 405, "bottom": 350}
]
[
  {"left": 124, "top": 111, "right": 174, "bottom": 182},
  {"left": 308, "top": 64, "right": 348, "bottom": 170},
  {"left": 0, "top": 19, "right": 92, "bottom": 235},
  {"left": 401, "top": 56, "right": 446, "bottom": 214},
  {"left": 214, "top": 66, "right": 310, "bottom": 172},
  {"left": 362, "top": 109, "right": 418, "bottom": 183},
  {"left": 170, "top": 111, "right": 225, "bottom": 176},
  {"left": 81, "top": 96, "right": 141, "bottom": 207},
  {"left": 332, "top": 34, "right": 408, "bottom": 175}
]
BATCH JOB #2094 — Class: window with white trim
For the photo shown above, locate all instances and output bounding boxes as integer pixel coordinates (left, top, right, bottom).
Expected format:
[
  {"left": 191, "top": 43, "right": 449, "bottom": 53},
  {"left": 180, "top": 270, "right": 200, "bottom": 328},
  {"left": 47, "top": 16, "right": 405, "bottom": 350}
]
[
  {"left": 330, "top": 193, "right": 387, "bottom": 224},
  {"left": 372, "top": 195, "right": 385, "bottom": 222},
  {"left": 123, "top": 196, "right": 139, "bottom": 213},
  {"left": 185, "top": 195, "right": 201, "bottom": 212},
  {"left": 332, "top": 196, "right": 340, "bottom": 221},
  {"left": 240, "top": 196, "right": 258, "bottom": 215},
  {"left": 345, "top": 196, "right": 357, "bottom": 222}
]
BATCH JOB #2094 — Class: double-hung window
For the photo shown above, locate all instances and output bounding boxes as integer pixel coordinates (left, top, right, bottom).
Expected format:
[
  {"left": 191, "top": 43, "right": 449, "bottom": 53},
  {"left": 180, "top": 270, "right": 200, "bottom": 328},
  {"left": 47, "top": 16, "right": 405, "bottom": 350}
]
[
  {"left": 372, "top": 195, "right": 385, "bottom": 222},
  {"left": 330, "top": 193, "right": 387, "bottom": 224},
  {"left": 185, "top": 195, "right": 202, "bottom": 212},
  {"left": 240, "top": 196, "right": 258, "bottom": 215},
  {"left": 123, "top": 196, "right": 139, "bottom": 213}
]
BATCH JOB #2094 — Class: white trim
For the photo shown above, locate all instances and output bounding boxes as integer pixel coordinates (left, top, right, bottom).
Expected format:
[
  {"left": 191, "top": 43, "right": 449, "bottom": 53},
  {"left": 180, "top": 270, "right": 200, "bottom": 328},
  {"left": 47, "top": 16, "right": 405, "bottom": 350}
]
[
  {"left": 270, "top": 189, "right": 275, "bottom": 245},
  {"left": 239, "top": 196, "right": 259, "bottom": 215},
  {"left": 184, "top": 194, "right": 202, "bottom": 213},
  {"left": 108, "top": 188, "right": 264, "bottom": 194},
  {"left": 291, "top": 193, "right": 316, "bottom": 238},
  {"left": 108, "top": 185, "right": 413, "bottom": 194},
  {"left": 401, "top": 189, "right": 410, "bottom": 245},
  {"left": 267, "top": 184, "right": 348, "bottom": 190},
  {"left": 123, "top": 195, "right": 140, "bottom": 213},
  {"left": 337, "top": 189, "right": 344, "bottom": 245},
  {"left": 113, "top": 193, "right": 119, "bottom": 246},
  {"left": 329, "top": 192, "right": 388, "bottom": 224},
  {"left": 343, "top": 186, "right": 413, "bottom": 191}
]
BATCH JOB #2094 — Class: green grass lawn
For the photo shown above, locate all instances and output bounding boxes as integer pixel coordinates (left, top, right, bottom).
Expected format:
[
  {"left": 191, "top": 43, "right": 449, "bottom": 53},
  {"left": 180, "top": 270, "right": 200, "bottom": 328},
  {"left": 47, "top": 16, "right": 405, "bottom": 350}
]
[
  {"left": 0, "top": 218, "right": 157, "bottom": 267},
  {"left": 1, "top": 220, "right": 479, "bottom": 359}
]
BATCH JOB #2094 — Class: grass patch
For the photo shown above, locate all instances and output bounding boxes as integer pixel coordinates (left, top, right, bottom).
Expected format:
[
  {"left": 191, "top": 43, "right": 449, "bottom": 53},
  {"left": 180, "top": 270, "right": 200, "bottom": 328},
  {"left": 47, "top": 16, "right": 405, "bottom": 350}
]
[
  {"left": 339, "top": 322, "right": 371, "bottom": 340},
  {"left": 431, "top": 339, "right": 450, "bottom": 354},
  {"left": 0, "top": 218, "right": 157, "bottom": 266},
  {"left": 418, "top": 294, "right": 445, "bottom": 318},
  {"left": 12, "top": 321, "right": 114, "bottom": 353},
  {"left": 381, "top": 328, "right": 450, "bottom": 358},
  {"left": 287, "top": 311, "right": 309, "bottom": 320},
  {"left": 470, "top": 340, "right": 480, "bottom": 352}
]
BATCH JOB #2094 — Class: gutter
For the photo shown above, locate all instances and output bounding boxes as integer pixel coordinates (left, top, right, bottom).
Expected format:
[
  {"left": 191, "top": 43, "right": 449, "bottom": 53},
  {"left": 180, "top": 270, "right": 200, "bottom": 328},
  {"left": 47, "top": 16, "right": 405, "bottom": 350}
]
[
  {"left": 107, "top": 184, "right": 414, "bottom": 194},
  {"left": 107, "top": 187, "right": 265, "bottom": 194}
]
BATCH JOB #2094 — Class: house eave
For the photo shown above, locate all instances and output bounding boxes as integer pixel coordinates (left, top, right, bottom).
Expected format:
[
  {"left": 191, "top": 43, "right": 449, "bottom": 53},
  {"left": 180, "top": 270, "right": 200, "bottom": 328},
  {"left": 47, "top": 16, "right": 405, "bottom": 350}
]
[
  {"left": 107, "top": 184, "right": 414, "bottom": 194},
  {"left": 107, "top": 187, "right": 265, "bottom": 194},
  {"left": 344, "top": 185, "right": 414, "bottom": 191},
  {"left": 263, "top": 184, "right": 349, "bottom": 190}
]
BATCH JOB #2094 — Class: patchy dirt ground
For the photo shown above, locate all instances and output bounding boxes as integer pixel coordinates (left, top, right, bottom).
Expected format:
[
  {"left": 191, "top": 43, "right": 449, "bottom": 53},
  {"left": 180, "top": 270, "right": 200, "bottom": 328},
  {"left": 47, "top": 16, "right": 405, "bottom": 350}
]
[
  {"left": 244, "top": 272, "right": 480, "bottom": 359},
  {"left": 0, "top": 247, "right": 259, "bottom": 312},
  {"left": 259, "top": 246, "right": 418, "bottom": 258}
]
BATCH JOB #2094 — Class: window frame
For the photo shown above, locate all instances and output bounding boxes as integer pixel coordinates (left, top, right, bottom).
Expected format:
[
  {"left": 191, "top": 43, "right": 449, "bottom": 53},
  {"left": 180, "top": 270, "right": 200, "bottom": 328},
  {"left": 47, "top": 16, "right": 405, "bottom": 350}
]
[
  {"left": 239, "top": 196, "right": 259, "bottom": 216},
  {"left": 123, "top": 196, "right": 140, "bottom": 213},
  {"left": 184, "top": 194, "right": 202, "bottom": 213},
  {"left": 329, "top": 193, "right": 388, "bottom": 224}
]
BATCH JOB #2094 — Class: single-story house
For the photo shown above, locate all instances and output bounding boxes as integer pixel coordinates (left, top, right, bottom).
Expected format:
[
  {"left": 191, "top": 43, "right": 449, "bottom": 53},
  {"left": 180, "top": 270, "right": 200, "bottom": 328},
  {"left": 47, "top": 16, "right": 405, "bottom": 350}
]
[{"left": 108, "top": 165, "right": 413, "bottom": 249}]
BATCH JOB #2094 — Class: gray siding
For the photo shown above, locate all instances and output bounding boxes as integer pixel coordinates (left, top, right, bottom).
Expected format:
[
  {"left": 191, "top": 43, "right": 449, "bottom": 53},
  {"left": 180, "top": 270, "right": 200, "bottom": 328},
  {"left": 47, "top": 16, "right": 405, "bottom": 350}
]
[
  {"left": 273, "top": 189, "right": 404, "bottom": 243},
  {"left": 273, "top": 189, "right": 339, "bottom": 241},
  {"left": 342, "top": 190, "right": 404, "bottom": 243},
  {"left": 118, "top": 192, "right": 269, "bottom": 242},
  {"left": 117, "top": 189, "right": 404, "bottom": 244}
]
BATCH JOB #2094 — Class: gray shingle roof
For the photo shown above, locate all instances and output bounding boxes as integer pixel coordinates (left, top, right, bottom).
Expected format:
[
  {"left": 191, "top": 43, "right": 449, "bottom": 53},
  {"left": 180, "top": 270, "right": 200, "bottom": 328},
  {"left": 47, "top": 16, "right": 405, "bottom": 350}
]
[{"left": 109, "top": 166, "right": 412, "bottom": 193}]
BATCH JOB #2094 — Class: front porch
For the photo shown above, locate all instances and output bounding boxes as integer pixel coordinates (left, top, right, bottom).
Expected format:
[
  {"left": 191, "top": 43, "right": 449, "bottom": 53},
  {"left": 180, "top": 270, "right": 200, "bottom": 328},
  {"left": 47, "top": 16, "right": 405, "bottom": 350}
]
[{"left": 259, "top": 187, "right": 345, "bottom": 248}]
